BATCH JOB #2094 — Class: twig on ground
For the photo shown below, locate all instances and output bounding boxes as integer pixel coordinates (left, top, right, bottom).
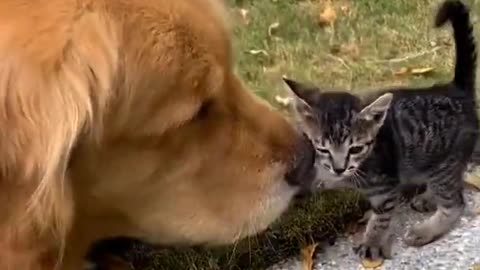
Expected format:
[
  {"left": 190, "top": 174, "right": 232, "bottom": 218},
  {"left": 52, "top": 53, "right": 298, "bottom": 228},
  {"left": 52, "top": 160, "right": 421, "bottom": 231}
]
[
  {"left": 326, "top": 54, "right": 354, "bottom": 90},
  {"left": 366, "top": 46, "right": 444, "bottom": 64},
  {"left": 327, "top": 54, "right": 351, "bottom": 70}
]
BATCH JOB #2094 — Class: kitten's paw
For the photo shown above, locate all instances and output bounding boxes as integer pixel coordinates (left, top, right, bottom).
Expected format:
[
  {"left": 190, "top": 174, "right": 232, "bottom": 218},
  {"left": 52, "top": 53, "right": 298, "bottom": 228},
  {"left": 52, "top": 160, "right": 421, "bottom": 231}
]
[
  {"left": 410, "top": 197, "right": 437, "bottom": 213},
  {"left": 358, "top": 209, "right": 373, "bottom": 225},
  {"left": 404, "top": 224, "right": 438, "bottom": 247},
  {"left": 352, "top": 242, "right": 391, "bottom": 261}
]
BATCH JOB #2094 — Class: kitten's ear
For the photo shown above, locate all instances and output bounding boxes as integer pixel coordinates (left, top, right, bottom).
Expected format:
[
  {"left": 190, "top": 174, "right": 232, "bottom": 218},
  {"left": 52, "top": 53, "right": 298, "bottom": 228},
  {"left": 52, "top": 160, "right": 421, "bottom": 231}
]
[
  {"left": 282, "top": 77, "right": 314, "bottom": 120},
  {"left": 358, "top": 93, "right": 393, "bottom": 125}
]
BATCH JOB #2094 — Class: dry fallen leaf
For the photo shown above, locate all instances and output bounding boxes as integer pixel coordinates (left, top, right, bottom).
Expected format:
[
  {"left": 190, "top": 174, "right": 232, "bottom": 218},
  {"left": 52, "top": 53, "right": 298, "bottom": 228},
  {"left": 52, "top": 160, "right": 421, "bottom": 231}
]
[
  {"left": 263, "top": 64, "right": 287, "bottom": 84},
  {"left": 274, "top": 95, "right": 292, "bottom": 107},
  {"left": 268, "top": 22, "right": 281, "bottom": 38},
  {"left": 473, "top": 263, "right": 480, "bottom": 270},
  {"left": 301, "top": 243, "right": 318, "bottom": 270},
  {"left": 394, "top": 67, "right": 434, "bottom": 77},
  {"left": 238, "top": 8, "right": 250, "bottom": 25},
  {"left": 318, "top": 1, "right": 337, "bottom": 26},
  {"left": 263, "top": 64, "right": 281, "bottom": 75},
  {"left": 410, "top": 67, "right": 434, "bottom": 75},
  {"left": 465, "top": 174, "right": 480, "bottom": 191},
  {"left": 340, "top": 4, "right": 350, "bottom": 14},
  {"left": 247, "top": 49, "right": 269, "bottom": 57},
  {"left": 338, "top": 0, "right": 353, "bottom": 16},
  {"left": 361, "top": 259, "right": 384, "bottom": 269},
  {"left": 393, "top": 67, "right": 410, "bottom": 76}
]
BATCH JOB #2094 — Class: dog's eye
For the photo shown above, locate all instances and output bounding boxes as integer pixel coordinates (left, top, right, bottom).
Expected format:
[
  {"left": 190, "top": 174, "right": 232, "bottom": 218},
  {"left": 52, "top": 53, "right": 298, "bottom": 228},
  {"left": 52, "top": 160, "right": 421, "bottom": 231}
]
[{"left": 349, "top": 145, "right": 364, "bottom": 155}]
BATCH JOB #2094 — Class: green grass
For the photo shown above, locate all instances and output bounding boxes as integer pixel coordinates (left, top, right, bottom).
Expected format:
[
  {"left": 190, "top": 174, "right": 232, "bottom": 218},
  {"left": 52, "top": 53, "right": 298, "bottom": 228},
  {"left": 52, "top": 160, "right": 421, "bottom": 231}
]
[
  {"left": 116, "top": 0, "right": 480, "bottom": 269},
  {"left": 230, "top": 0, "right": 479, "bottom": 102}
]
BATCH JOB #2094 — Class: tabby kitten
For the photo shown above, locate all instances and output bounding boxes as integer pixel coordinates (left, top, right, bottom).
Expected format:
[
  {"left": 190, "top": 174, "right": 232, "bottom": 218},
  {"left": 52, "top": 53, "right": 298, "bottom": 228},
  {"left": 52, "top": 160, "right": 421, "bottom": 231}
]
[{"left": 284, "top": 0, "right": 478, "bottom": 261}]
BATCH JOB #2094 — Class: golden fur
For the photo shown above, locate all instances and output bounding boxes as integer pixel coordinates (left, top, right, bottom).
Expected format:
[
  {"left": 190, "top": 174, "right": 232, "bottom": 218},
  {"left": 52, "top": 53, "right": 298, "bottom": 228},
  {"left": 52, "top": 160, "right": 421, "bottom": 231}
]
[{"left": 0, "top": 0, "right": 314, "bottom": 269}]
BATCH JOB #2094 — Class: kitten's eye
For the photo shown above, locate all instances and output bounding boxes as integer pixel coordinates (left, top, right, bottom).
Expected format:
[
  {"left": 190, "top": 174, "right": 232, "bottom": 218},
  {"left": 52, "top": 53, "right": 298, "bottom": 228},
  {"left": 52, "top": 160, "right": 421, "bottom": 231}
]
[
  {"left": 349, "top": 145, "right": 364, "bottom": 155},
  {"left": 317, "top": 148, "right": 330, "bottom": 155}
]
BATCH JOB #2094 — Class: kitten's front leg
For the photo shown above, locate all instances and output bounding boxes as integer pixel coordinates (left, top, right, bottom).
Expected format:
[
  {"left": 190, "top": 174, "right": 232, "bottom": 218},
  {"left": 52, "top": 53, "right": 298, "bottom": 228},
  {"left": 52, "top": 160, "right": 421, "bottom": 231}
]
[{"left": 353, "top": 186, "right": 399, "bottom": 261}]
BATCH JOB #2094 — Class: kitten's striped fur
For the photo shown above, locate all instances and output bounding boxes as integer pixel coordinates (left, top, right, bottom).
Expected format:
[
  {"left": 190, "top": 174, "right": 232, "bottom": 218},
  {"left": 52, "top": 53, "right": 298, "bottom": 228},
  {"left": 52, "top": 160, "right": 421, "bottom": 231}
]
[{"left": 285, "top": 0, "right": 478, "bottom": 261}]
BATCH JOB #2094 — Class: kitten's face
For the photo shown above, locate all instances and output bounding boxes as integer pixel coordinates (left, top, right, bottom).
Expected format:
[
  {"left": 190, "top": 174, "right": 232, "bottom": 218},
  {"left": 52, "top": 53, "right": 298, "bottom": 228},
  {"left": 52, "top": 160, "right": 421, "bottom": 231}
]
[
  {"left": 312, "top": 131, "right": 375, "bottom": 182},
  {"left": 283, "top": 78, "right": 393, "bottom": 185}
]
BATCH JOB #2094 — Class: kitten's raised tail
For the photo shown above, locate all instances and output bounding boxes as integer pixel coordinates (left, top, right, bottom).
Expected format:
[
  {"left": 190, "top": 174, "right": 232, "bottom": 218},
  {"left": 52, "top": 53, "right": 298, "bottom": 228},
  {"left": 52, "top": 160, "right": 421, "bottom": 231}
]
[{"left": 435, "top": 0, "right": 477, "bottom": 94}]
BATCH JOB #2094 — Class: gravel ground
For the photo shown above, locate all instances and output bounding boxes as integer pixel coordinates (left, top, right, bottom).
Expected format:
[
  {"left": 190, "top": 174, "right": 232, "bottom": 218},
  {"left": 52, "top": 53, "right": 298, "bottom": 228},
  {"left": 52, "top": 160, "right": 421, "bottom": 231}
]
[{"left": 269, "top": 189, "right": 480, "bottom": 270}]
